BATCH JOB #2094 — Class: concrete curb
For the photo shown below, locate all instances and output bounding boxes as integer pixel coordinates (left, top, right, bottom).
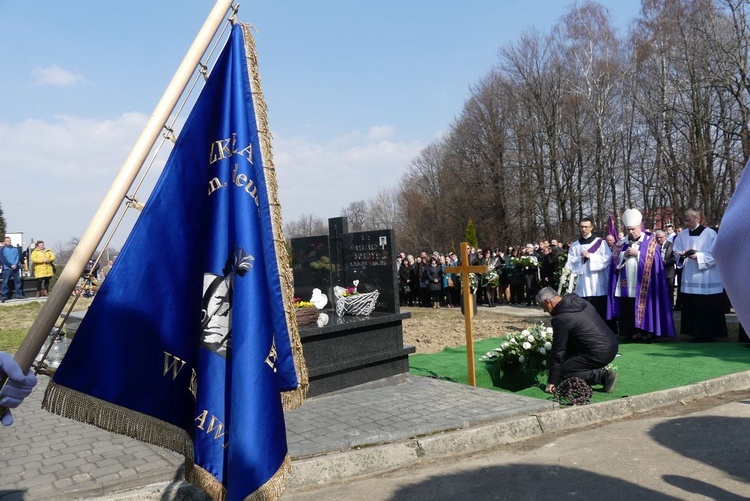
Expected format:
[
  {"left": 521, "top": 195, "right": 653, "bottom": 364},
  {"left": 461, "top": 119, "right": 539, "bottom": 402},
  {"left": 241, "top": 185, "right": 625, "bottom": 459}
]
[{"left": 287, "top": 370, "right": 750, "bottom": 489}]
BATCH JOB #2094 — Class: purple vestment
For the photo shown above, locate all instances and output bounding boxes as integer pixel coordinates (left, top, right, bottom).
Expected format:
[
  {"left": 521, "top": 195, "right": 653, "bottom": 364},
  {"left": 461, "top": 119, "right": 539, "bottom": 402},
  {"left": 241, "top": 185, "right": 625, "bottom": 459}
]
[
  {"left": 607, "top": 232, "right": 676, "bottom": 337},
  {"left": 715, "top": 158, "right": 750, "bottom": 329}
]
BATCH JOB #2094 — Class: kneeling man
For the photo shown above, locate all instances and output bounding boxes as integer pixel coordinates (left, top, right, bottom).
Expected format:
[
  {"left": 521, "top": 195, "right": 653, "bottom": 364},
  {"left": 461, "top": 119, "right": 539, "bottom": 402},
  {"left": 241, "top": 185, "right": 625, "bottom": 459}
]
[{"left": 536, "top": 287, "right": 619, "bottom": 394}]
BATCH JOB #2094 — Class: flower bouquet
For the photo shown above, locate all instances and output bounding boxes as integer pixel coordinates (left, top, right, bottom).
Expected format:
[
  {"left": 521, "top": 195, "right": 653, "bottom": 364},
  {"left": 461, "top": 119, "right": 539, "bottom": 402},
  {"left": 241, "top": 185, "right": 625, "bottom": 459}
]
[
  {"left": 480, "top": 322, "right": 553, "bottom": 391},
  {"left": 557, "top": 265, "right": 577, "bottom": 295},
  {"left": 512, "top": 256, "right": 538, "bottom": 270},
  {"left": 482, "top": 270, "right": 499, "bottom": 287},
  {"left": 333, "top": 280, "right": 379, "bottom": 316}
]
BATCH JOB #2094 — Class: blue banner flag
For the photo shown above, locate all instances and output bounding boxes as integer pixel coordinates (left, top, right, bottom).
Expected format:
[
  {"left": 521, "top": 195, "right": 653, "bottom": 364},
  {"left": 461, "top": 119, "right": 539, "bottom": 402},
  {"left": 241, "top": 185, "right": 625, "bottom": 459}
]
[{"left": 43, "top": 23, "right": 307, "bottom": 501}]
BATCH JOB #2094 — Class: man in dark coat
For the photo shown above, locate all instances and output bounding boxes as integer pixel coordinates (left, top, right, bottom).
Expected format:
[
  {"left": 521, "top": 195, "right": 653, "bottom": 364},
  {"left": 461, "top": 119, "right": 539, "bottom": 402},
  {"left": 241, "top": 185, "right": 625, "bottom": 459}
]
[
  {"left": 536, "top": 287, "right": 619, "bottom": 394},
  {"left": 655, "top": 230, "right": 676, "bottom": 307}
]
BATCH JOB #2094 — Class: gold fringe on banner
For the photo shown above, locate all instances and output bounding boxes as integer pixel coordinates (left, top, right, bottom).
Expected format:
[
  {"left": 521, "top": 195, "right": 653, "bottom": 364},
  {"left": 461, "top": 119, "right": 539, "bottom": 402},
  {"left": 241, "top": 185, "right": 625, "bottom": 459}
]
[
  {"left": 241, "top": 22, "right": 309, "bottom": 410},
  {"left": 187, "top": 460, "right": 227, "bottom": 501},
  {"left": 187, "top": 455, "right": 291, "bottom": 501},
  {"left": 42, "top": 381, "right": 194, "bottom": 459}
]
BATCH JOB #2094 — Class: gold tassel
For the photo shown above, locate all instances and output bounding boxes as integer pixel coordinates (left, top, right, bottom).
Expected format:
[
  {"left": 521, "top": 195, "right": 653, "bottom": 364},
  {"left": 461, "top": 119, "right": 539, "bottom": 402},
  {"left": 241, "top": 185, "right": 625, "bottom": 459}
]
[
  {"left": 241, "top": 23, "right": 309, "bottom": 412},
  {"left": 186, "top": 455, "right": 292, "bottom": 501},
  {"left": 187, "top": 461, "right": 227, "bottom": 501},
  {"left": 244, "top": 455, "right": 292, "bottom": 501},
  {"left": 42, "top": 381, "right": 194, "bottom": 459}
]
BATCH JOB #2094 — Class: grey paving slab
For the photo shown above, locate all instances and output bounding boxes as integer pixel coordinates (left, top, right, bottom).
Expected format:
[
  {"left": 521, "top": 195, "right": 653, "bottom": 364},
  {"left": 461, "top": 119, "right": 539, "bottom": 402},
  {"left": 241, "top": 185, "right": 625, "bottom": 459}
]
[
  {"left": 284, "top": 376, "right": 552, "bottom": 458},
  {"left": 0, "top": 377, "right": 184, "bottom": 500}
]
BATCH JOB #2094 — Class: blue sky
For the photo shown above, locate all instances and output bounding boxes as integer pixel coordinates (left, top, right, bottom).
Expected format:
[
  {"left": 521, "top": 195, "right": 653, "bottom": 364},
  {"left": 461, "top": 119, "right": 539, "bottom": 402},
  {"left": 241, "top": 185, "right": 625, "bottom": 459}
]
[{"left": 0, "top": 1, "right": 641, "bottom": 250}]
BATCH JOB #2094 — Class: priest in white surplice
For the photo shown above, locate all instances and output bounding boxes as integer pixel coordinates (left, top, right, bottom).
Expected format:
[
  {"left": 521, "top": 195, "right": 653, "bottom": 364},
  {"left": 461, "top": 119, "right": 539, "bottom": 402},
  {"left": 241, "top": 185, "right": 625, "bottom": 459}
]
[
  {"left": 672, "top": 208, "right": 727, "bottom": 341},
  {"left": 566, "top": 217, "right": 611, "bottom": 323}
]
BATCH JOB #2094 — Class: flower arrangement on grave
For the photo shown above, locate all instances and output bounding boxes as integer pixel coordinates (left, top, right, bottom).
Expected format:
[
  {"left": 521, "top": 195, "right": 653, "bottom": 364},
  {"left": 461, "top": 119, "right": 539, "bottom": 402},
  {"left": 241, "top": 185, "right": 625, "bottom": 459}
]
[
  {"left": 480, "top": 322, "right": 553, "bottom": 390},
  {"left": 293, "top": 298, "right": 314, "bottom": 308},
  {"left": 333, "top": 280, "right": 379, "bottom": 316},
  {"left": 293, "top": 297, "right": 319, "bottom": 327},
  {"left": 456, "top": 273, "right": 480, "bottom": 294}
]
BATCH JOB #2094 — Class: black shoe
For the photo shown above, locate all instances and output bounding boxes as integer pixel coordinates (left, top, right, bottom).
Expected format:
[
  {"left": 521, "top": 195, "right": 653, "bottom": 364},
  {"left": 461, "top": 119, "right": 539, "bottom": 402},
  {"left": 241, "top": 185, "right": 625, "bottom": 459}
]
[{"left": 602, "top": 370, "right": 618, "bottom": 393}]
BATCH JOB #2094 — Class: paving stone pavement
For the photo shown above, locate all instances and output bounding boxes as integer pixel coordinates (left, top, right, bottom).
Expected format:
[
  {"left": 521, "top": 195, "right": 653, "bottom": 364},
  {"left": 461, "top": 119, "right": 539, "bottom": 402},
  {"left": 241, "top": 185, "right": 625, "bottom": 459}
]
[
  {"left": 0, "top": 370, "right": 552, "bottom": 500},
  {"left": 285, "top": 375, "right": 551, "bottom": 459},
  {"left": 0, "top": 377, "right": 186, "bottom": 500}
]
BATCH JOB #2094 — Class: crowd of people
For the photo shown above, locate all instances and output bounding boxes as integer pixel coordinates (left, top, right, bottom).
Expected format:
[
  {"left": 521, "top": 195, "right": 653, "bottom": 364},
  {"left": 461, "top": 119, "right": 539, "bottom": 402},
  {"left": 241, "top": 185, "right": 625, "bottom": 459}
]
[
  {"left": 0, "top": 237, "right": 58, "bottom": 301},
  {"left": 0, "top": 236, "right": 117, "bottom": 301},
  {"left": 398, "top": 241, "right": 567, "bottom": 310},
  {"left": 399, "top": 208, "right": 735, "bottom": 344}
]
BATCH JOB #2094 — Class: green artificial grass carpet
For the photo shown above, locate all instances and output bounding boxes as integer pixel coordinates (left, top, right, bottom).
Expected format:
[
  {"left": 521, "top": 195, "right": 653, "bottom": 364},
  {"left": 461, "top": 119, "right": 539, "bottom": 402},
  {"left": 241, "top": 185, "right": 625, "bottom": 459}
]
[{"left": 409, "top": 337, "right": 750, "bottom": 403}]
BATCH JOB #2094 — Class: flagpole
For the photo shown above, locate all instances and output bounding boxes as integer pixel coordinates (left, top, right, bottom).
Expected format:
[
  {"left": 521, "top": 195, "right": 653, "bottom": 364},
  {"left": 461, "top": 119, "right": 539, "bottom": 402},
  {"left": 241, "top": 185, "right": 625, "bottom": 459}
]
[{"left": 8, "top": 0, "right": 235, "bottom": 377}]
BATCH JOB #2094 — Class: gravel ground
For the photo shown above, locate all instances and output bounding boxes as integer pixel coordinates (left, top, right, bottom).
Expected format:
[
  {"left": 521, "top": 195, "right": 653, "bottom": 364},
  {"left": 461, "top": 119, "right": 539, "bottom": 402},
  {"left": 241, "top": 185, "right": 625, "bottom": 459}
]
[{"left": 401, "top": 304, "right": 549, "bottom": 354}]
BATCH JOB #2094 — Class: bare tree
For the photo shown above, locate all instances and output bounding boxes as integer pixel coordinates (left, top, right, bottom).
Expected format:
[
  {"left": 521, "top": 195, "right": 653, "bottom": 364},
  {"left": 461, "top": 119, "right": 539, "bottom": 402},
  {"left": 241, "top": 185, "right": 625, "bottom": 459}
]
[
  {"left": 326, "top": 0, "right": 750, "bottom": 252},
  {"left": 341, "top": 201, "right": 368, "bottom": 232},
  {"left": 366, "top": 188, "right": 400, "bottom": 231},
  {"left": 284, "top": 213, "right": 328, "bottom": 239}
]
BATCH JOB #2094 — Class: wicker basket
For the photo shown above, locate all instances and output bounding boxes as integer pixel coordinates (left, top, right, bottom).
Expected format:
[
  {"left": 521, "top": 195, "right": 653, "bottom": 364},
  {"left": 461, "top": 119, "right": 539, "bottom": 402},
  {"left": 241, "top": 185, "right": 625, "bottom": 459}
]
[
  {"left": 294, "top": 305, "right": 319, "bottom": 327},
  {"left": 333, "top": 286, "right": 379, "bottom": 316}
]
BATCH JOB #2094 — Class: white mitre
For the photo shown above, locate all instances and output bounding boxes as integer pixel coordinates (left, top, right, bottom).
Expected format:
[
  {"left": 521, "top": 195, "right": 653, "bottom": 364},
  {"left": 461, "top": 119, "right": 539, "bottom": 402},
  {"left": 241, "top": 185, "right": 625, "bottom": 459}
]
[
  {"left": 310, "top": 288, "right": 328, "bottom": 309},
  {"left": 622, "top": 208, "right": 642, "bottom": 228}
]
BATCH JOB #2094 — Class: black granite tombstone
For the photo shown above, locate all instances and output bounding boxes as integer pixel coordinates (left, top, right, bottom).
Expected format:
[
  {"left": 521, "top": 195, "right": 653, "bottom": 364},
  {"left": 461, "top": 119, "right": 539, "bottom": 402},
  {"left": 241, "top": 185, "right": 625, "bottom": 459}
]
[
  {"left": 290, "top": 217, "right": 412, "bottom": 397},
  {"left": 342, "top": 230, "right": 397, "bottom": 313},
  {"left": 291, "top": 219, "right": 398, "bottom": 314},
  {"left": 291, "top": 235, "right": 331, "bottom": 303},
  {"left": 328, "top": 217, "right": 347, "bottom": 287}
]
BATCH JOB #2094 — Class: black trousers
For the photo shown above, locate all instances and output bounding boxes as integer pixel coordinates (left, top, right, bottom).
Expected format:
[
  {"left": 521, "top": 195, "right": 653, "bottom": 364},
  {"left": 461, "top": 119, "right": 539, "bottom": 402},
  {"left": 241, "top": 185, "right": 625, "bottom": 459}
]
[
  {"left": 561, "top": 344, "right": 618, "bottom": 386},
  {"left": 616, "top": 297, "right": 639, "bottom": 338},
  {"left": 36, "top": 276, "right": 51, "bottom": 292},
  {"left": 510, "top": 284, "right": 524, "bottom": 304},
  {"left": 680, "top": 293, "right": 728, "bottom": 339},
  {"left": 525, "top": 274, "right": 538, "bottom": 305}
]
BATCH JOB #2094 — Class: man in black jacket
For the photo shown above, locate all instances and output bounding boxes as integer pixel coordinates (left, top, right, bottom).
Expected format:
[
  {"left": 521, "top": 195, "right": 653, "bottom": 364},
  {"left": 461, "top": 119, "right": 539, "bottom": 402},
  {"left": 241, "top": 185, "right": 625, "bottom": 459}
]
[
  {"left": 536, "top": 287, "right": 619, "bottom": 394},
  {"left": 654, "top": 230, "right": 676, "bottom": 308}
]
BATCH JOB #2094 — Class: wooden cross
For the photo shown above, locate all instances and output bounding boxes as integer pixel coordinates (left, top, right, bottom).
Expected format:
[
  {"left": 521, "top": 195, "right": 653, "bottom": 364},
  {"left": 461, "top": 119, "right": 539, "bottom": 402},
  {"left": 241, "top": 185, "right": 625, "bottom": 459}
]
[{"left": 444, "top": 242, "right": 488, "bottom": 386}]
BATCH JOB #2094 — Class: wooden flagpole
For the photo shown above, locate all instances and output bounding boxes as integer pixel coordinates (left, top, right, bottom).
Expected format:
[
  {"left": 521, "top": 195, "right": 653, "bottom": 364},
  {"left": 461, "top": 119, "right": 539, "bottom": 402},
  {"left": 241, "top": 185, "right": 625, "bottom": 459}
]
[
  {"left": 444, "top": 242, "right": 488, "bottom": 386},
  {"left": 8, "top": 0, "right": 235, "bottom": 377}
]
